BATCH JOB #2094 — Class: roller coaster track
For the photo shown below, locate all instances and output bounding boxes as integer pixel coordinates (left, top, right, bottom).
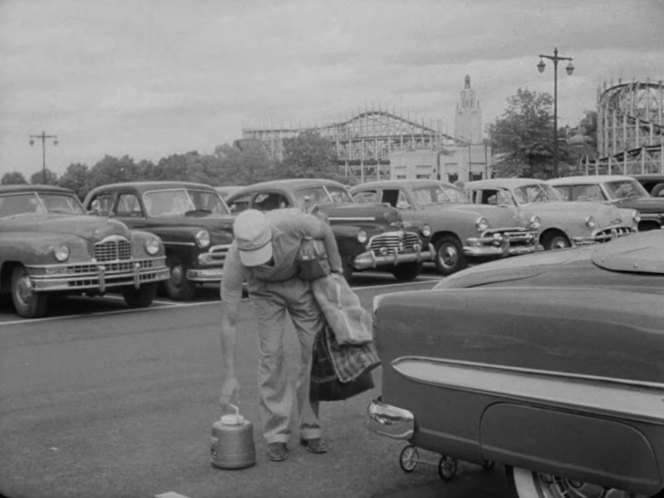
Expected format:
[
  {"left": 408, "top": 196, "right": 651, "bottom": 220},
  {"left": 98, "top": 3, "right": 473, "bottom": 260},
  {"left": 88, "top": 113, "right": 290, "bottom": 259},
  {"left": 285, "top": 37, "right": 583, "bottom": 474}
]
[{"left": 593, "top": 79, "right": 664, "bottom": 174}]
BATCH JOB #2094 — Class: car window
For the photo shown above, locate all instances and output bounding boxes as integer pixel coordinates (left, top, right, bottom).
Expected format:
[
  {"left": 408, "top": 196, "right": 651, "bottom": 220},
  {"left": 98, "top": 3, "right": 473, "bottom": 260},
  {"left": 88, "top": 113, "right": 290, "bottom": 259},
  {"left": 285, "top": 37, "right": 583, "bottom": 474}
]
[
  {"left": 39, "top": 193, "right": 85, "bottom": 214},
  {"left": 440, "top": 184, "right": 470, "bottom": 203},
  {"left": 227, "top": 193, "right": 252, "bottom": 214},
  {"left": 0, "top": 193, "right": 41, "bottom": 217},
  {"left": 353, "top": 190, "right": 379, "bottom": 203},
  {"left": 186, "top": 189, "right": 230, "bottom": 215},
  {"left": 411, "top": 186, "right": 450, "bottom": 206},
  {"left": 293, "top": 187, "right": 329, "bottom": 211},
  {"left": 554, "top": 184, "right": 605, "bottom": 202},
  {"left": 116, "top": 194, "right": 144, "bottom": 217},
  {"left": 254, "top": 192, "right": 289, "bottom": 211},
  {"left": 143, "top": 189, "right": 194, "bottom": 217},
  {"left": 324, "top": 186, "right": 353, "bottom": 204},
  {"left": 603, "top": 180, "right": 648, "bottom": 200},
  {"left": 513, "top": 184, "right": 559, "bottom": 205},
  {"left": 89, "top": 193, "right": 116, "bottom": 215}
]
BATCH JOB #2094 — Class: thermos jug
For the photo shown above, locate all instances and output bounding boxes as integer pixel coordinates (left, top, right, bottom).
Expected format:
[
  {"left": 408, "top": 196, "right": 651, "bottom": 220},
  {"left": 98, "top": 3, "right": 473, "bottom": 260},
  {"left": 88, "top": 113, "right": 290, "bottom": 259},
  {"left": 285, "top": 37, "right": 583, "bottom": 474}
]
[{"left": 210, "top": 404, "right": 256, "bottom": 469}]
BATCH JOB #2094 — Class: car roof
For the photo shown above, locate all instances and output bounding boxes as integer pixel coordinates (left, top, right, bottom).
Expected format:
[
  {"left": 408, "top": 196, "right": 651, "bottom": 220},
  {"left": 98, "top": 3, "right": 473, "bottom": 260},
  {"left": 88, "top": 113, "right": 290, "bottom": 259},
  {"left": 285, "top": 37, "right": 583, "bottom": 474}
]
[
  {"left": 352, "top": 179, "right": 456, "bottom": 189},
  {"left": 466, "top": 178, "right": 546, "bottom": 189},
  {"left": 549, "top": 175, "right": 635, "bottom": 185},
  {"left": 633, "top": 174, "right": 664, "bottom": 181},
  {"left": 0, "top": 184, "right": 73, "bottom": 194},
  {"left": 231, "top": 178, "right": 348, "bottom": 195},
  {"left": 91, "top": 181, "right": 218, "bottom": 193}
]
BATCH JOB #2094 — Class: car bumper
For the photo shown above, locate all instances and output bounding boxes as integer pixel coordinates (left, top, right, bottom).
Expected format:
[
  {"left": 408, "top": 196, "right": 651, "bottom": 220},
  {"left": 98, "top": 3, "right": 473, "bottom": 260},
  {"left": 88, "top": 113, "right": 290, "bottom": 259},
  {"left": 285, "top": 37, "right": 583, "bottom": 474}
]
[
  {"left": 28, "top": 257, "right": 169, "bottom": 293},
  {"left": 353, "top": 244, "right": 434, "bottom": 270},
  {"left": 187, "top": 267, "right": 223, "bottom": 282},
  {"left": 465, "top": 230, "right": 538, "bottom": 258},
  {"left": 367, "top": 397, "right": 414, "bottom": 440},
  {"left": 464, "top": 243, "right": 537, "bottom": 258}
]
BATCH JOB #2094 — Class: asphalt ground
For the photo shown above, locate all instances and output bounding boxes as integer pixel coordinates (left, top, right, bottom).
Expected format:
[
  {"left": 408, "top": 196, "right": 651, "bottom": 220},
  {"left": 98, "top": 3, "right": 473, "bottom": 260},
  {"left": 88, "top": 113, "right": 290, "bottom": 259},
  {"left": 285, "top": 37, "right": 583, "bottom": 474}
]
[{"left": 0, "top": 269, "right": 516, "bottom": 498}]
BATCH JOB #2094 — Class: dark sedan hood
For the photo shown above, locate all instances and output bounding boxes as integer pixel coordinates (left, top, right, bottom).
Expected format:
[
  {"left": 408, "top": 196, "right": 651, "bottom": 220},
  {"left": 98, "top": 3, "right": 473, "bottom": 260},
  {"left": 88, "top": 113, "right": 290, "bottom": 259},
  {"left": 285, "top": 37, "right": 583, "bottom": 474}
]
[
  {"left": 0, "top": 214, "right": 129, "bottom": 241},
  {"left": 147, "top": 214, "right": 235, "bottom": 231},
  {"left": 614, "top": 196, "right": 664, "bottom": 213},
  {"left": 319, "top": 203, "right": 400, "bottom": 224}
]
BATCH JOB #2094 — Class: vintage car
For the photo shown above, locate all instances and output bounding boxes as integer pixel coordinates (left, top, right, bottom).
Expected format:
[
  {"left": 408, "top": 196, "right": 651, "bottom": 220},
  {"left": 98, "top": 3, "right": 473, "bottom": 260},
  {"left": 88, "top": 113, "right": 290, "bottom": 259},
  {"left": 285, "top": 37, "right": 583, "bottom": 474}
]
[
  {"left": 368, "top": 230, "right": 664, "bottom": 497},
  {"left": 549, "top": 175, "right": 664, "bottom": 231},
  {"left": 0, "top": 185, "right": 169, "bottom": 318},
  {"left": 84, "top": 181, "right": 235, "bottom": 300},
  {"left": 633, "top": 174, "right": 664, "bottom": 197},
  {"left": 350, "top": 179, "right": 539, "bottom": 275},
  {"left": 226, "top": 178, "right": 433, "bottom": 281},
  {"left": 465, "top": 178, "right": 638, "bottom": 250}
]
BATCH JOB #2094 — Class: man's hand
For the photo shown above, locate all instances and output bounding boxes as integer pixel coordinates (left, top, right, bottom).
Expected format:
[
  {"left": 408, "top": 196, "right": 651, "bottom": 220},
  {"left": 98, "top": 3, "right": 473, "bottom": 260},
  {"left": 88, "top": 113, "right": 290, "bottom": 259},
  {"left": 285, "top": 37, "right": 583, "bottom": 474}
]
[{"left": 219, "top": 375, "right": 239, "bottom": 409}]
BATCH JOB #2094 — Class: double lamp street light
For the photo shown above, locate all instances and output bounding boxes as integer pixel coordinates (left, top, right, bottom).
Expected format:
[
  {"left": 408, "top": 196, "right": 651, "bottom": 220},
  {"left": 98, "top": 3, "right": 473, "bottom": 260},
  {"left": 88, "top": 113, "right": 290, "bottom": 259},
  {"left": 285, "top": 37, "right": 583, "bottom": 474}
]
[
  {"left": 537, "top": 47, "right": 574, "bottom": 178},
  {"left": 29, "top": 131, "right": 58, "bottom": 184}
]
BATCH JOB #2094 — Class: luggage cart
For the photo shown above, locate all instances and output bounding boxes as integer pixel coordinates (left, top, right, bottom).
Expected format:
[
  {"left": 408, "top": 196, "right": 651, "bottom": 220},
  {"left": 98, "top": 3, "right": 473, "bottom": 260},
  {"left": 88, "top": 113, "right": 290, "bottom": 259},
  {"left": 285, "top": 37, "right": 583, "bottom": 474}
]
[{"left": 398, "top": 444, "right": 494, "bottom": 481}]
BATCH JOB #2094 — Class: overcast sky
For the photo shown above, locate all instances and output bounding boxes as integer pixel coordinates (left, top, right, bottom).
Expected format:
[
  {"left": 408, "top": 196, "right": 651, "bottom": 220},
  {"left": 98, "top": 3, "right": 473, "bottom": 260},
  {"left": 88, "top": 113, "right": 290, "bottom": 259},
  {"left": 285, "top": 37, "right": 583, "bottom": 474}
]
[{"left": 1, "top": 0, "right": 663, "bottom": 179}]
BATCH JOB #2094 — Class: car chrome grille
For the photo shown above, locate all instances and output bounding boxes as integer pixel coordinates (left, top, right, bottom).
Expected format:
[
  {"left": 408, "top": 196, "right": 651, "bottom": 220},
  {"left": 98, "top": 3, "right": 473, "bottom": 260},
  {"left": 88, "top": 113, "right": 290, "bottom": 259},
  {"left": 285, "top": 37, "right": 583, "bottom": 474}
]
[
  {"left": 68, "top": 259, "right": 155, "bottom": 274},
  {"left": 208, "top": 244, "right": 231, "bottom": 262},
  {"left": 368, "top": 231, "right": 421, "bottom": 256},
  {"left": 95, "top": 236, "right": 132, "bottom": 261},
  {"left": 594, "top": 226, "right": 633, "bottom": 242}
]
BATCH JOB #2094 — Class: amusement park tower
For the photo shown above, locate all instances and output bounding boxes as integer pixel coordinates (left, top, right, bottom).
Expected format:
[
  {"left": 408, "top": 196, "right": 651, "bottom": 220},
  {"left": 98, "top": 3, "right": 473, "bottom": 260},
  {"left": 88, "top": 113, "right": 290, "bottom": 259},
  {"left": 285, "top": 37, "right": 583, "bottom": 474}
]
[{"left": 454, "top": 75, "right": 482, "bottom": 144}]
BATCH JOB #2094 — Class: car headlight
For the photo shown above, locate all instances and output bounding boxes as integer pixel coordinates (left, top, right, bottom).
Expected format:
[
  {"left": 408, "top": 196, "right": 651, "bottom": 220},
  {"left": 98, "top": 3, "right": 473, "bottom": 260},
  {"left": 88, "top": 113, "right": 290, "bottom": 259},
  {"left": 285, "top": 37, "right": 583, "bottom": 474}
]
[
  {"left": 356, "top": 230, "right": 368, "bottom": 244},
  {"left": 195, "top": 230, "right": 210, "bottom": 248},
  {"left": 421, "top": 224, "right": 431, "bottom": 238},
  {"left": 632, "top": 210, "right": 641, "bottom": 224},
  {"left": 585, "top": 216, "right": 596, "bottom": 229},
  {"left": 53, "top": 245, "right": 70, "bottom": 262},
  {"left": 144, "top": 237, "right": 160, "bottom": 255},
  {"left": 529, "top": 215, "right": 541, "bottom": 230},
  {"left": 475, "top": 217, "right": 489, "bottom": 232}
]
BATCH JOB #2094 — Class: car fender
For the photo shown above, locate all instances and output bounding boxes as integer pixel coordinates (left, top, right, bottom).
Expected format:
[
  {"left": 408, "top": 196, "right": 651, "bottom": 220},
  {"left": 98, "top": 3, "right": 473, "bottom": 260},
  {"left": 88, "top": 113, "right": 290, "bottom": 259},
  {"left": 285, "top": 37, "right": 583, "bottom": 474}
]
[
  {"left": 0, "top": 232, "right": 90, "bottom": 266},
  {"left": 480, "top": 403, "right": 661, "bottom": 494}
]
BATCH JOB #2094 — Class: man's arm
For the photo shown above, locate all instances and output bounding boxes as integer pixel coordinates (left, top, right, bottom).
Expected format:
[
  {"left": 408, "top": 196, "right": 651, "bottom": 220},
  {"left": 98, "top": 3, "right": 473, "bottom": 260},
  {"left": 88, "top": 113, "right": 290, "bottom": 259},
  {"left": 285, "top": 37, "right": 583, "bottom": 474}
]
[{"left": 320, "top": 221, "right": 343, "bottom": 274}]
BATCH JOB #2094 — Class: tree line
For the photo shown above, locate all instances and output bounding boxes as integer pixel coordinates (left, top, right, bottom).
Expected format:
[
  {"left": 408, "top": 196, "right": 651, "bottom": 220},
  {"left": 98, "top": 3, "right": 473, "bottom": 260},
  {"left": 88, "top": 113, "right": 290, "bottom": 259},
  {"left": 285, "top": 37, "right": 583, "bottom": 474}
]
[
  {"left": 3, "top": 88, "right": 597, "bottom": 196},
  {"left": 1, "top": 130, "right": 344, "bottom": 199}
]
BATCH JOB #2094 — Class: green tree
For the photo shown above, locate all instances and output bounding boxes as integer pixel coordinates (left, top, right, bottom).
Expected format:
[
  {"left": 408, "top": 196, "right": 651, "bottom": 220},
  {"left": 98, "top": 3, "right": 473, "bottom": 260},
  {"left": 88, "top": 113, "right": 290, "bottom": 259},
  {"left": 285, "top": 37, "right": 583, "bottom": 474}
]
[
  {"left": 216, "top": 140, "right": 274, "bottom": 185},
  {"left": 1, "top": 171, "right": 28, "bottom": 185},
  {"left": 488, "top": 88, "right": 574, "bottom": 178},
  {"left": 29, "top": 168, "right": 58, "bottom": 185},
  {"left": 279, "top": 131, "right": 339, "bottom": 179},
  {"left": 88, "top": 155, "right": 141, "bottom": 189},
  {"left": 58, "top": 163, "right": 91, "bottom": 199}
]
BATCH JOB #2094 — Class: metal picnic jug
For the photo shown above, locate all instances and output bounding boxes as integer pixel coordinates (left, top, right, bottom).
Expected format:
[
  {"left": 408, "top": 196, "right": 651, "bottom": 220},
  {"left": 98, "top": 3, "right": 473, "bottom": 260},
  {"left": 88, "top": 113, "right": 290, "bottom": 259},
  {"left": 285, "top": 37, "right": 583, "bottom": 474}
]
[{"left": 210, "top": 404, "right": 256, "bottom": 470}]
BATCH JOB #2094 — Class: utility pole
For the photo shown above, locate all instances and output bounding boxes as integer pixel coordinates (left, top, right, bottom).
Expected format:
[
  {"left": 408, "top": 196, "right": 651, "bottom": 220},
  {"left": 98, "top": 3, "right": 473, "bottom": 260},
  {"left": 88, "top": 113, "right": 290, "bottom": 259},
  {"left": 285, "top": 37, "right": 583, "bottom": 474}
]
[
  {"left": 537, "top": 48, "right": 574, "bottom": 178},
  {"left": 29, "top": 131, "right": 58, "bottom": 184}
]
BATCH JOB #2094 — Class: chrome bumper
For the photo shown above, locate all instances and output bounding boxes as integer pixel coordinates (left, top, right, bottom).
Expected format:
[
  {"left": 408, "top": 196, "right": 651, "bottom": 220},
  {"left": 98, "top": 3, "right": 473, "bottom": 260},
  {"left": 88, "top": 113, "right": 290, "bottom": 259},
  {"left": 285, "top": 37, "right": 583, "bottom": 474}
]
[
  {"left": 353, "top": 244, "right": 434, "bottom": 270},
  {"left": 464, "top": 243, "right": 537, "bottom": 257},
  {"left": 367, "top": 397, "right": 414, "bottom": 440},
  {"left": 187, "top": 267, "right": 223, "bottom": 282},
  {"left": 28, "top": 257, "right": 169, "bottom": 293}
]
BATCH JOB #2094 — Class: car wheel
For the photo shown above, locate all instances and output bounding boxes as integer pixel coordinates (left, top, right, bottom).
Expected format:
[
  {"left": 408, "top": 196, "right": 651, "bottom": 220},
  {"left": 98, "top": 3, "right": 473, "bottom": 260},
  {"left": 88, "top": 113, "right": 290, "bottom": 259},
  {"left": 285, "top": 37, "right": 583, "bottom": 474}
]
[
  {"left": 10, "top": 265, "right": 48, "bottom": 318},
  {"left": 391, "top": 262, "right": 422, "bottom": 282},
  {"left": 438, "top": 455, "right": 458, "bottom": 481},
  {"left": 163, "top": 256, "right": 196, "bottom": 301},
  {"left": 399, "top": 445, "right": 418, "bottom": 473},
  {"left": 541, "top": 232, "right": 571, "bottom": 251},
  {"left": 433, "top": 235, "right": 467, "bottom": 275},
  {"left": 122, "top": 283, "right": 158, "bottom": 308},
  {"left": 506, "top": 466, "right": 643, "bottom": 498}
]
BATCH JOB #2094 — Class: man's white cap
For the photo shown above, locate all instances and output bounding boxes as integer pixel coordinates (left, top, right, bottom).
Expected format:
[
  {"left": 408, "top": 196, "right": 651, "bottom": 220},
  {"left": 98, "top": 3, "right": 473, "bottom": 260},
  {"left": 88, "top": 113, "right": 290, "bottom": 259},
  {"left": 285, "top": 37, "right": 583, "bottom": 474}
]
[{"left": 233, "top": 209, "right": 273, "bottom": 267}]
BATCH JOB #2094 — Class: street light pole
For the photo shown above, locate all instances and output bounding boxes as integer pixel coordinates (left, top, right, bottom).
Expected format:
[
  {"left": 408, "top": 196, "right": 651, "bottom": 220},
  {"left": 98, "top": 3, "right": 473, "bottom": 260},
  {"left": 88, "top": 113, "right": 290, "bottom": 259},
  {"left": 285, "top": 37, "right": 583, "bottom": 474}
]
[
  {"left": 29, "top": 131, "right": 58, "bottom": 184},
  {"left": 537, "top": 48, "right": 574, "bottom": 178}
]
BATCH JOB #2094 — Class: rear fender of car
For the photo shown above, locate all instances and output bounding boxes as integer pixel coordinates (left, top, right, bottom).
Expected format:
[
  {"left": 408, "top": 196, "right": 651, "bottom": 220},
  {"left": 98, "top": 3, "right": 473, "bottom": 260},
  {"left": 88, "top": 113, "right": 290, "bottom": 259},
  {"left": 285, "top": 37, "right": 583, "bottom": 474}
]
[{"left": 480, "top": 403, "right": 662, "bottom": 494}]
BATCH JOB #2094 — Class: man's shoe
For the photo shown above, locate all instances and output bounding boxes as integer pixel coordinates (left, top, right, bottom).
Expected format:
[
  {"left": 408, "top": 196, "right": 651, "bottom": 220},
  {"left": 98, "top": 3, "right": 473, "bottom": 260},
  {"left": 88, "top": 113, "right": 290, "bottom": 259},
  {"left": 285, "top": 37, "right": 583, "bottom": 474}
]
[
  {"left": 300, "top": 438, "right": 327, "bottom": 454},
  {"left": 265, "top": 442, "right": 288, "bottom": 462}
]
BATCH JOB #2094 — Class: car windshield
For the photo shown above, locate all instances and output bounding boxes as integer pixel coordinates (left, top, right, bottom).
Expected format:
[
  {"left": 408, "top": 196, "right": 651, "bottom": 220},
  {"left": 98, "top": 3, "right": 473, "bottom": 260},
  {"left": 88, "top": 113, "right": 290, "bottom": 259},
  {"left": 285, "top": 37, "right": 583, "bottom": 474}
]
[
  {"left": 553, "top": 184, "right": 605, "bottom": 202},
  {"left": 0, "top": 192, "right": 85, "bottom": 217},
  {"left": 143, "top": 189, "right": 229, "bottom": 217},
  {"left": 603, "top": 180, "right": 648, "bottom": 201},
  {"left": 512, "top": 183, "right": 561, "bottom": 205}
]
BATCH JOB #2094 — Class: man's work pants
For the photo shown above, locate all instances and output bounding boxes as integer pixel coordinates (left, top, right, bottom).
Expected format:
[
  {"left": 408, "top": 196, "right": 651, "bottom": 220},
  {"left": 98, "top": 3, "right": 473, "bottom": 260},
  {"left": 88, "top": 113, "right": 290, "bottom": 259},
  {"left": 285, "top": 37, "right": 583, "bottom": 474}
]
[{"left": 250, "top": 277, "right": 324, "bottom": 444}]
